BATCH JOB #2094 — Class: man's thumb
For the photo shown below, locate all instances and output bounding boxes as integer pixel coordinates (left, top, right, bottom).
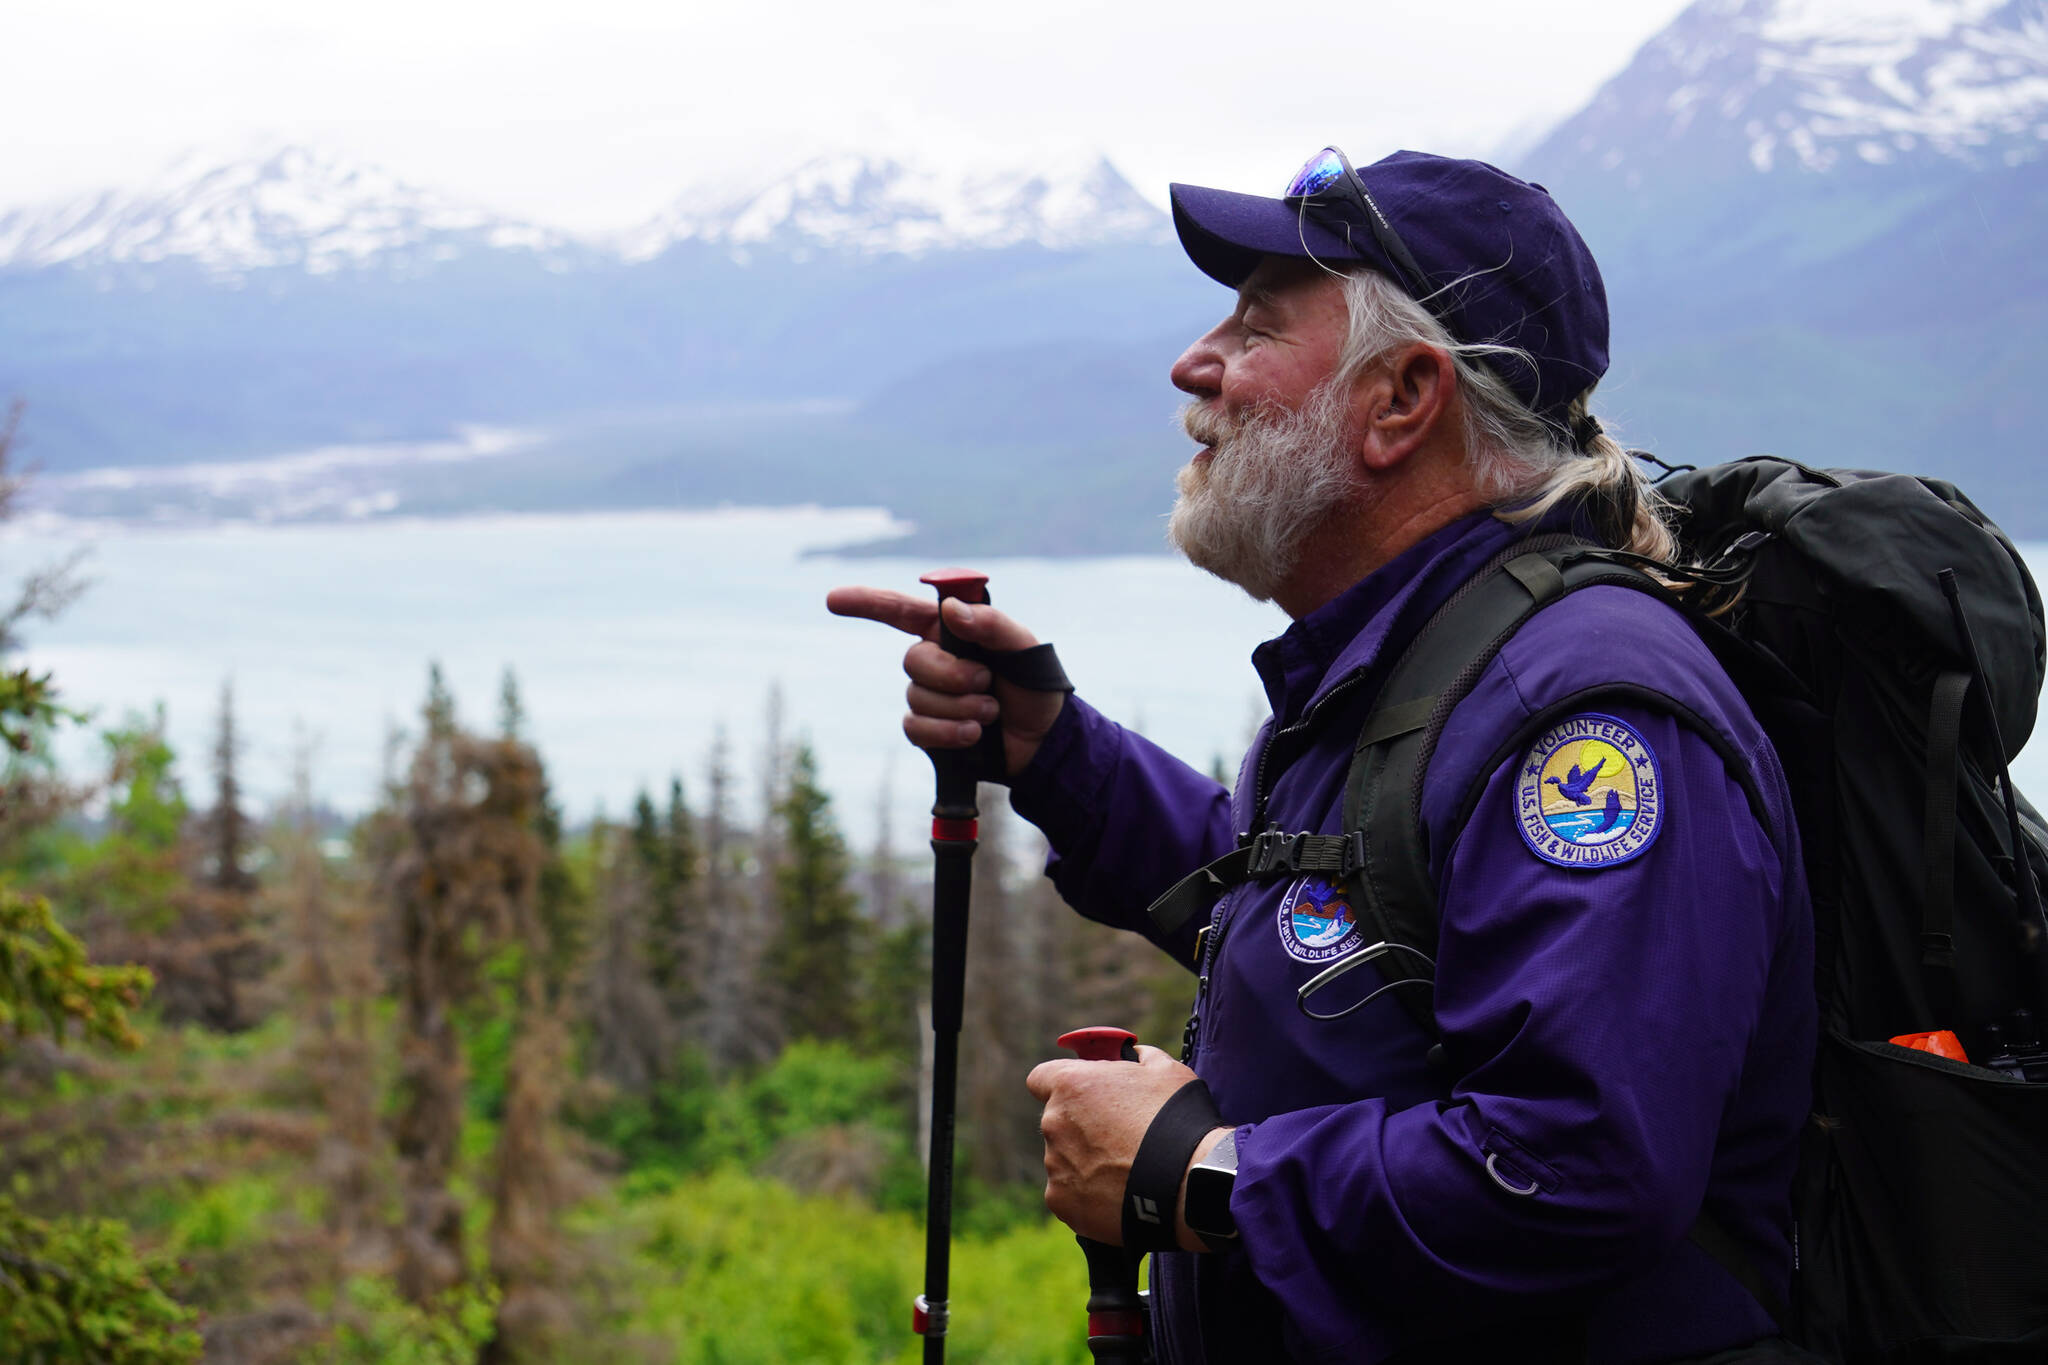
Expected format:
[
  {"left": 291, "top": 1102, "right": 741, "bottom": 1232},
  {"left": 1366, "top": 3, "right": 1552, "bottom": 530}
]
[{"left": 941, "top": 596, "right": 1040, "bottom": 654}]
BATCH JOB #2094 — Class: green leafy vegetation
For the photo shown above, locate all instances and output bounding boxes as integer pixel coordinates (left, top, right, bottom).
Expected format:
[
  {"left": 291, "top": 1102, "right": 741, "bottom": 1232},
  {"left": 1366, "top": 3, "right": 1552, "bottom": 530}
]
[{"left": 0, "top": 409, "right": 1187, "bottom": 1360}]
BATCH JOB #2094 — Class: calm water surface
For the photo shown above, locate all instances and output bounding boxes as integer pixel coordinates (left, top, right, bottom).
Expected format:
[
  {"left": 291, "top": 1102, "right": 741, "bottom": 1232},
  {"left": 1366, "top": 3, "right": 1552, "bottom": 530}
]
[
  {"left": 7, "top": 507, "right": 1285, "bottom": 838},
  {"left": 11, "top": 508, "right": 2048, "bottom": 840}
]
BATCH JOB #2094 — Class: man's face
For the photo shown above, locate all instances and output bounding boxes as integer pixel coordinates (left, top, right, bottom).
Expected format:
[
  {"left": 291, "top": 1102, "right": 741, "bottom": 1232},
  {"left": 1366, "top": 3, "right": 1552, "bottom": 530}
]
[
  {"left": 1170, "top": 257, "right": 1353, "bottom": 425},
  {"left": 1166, "top": 259, "right": 1361, "bottom": 602}
]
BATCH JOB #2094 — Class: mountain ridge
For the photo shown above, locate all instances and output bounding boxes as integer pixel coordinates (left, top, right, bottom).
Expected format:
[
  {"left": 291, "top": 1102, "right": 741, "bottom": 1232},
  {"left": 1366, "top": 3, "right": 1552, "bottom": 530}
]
[
  {"left": 1525, "top": 0, "right": 2048, "bottom": 188},
  {"left": 619, "top": 152, "right": 1168, "bottom": 261},
  {"left": 0, "top": 145, "right": 1169, "bottom": 278},
  {"left": 7, "top": 0, "right": 2048, "bottom": 547},
  {"left": 0, "top": 143, "right": 584, "bottom": 279}
]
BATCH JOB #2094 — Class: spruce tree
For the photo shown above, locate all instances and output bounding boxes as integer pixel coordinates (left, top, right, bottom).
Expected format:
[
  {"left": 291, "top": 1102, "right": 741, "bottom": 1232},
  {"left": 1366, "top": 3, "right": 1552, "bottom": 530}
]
[
  {"left": 766, "top": 742, "right": 863, "bottom": 1043},
  {"left": 629, "top": 776, "right": 698, "bottom": 1010},
  {"left": 497, "top": 666, "right": 526, "bottom": 742},
  {"left": 205, "top": 679, "right": 254, "bottom": 895},
  {"left": 0, "top": 408, "right": 199, "bottom": 1362}
]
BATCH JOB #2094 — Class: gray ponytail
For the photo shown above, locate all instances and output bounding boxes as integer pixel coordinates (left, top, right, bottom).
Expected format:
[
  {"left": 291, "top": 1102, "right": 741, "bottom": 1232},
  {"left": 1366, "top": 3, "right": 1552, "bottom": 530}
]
[{"left": 1335, "top": 271, "right": 1676, "bottom": 563}]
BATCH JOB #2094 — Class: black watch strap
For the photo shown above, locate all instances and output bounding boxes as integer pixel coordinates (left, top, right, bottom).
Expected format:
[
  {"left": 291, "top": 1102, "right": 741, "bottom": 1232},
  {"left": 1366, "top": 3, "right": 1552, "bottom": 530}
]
[{"left": 1122, "top": 1078, "right": 1223, "bottom": 1254}]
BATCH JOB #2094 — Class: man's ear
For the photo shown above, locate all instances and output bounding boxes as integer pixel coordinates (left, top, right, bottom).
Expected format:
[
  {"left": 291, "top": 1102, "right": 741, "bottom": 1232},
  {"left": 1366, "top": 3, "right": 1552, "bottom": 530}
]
[{"left": 1356, "top": 343, "right": 1455, "bottom": 473}]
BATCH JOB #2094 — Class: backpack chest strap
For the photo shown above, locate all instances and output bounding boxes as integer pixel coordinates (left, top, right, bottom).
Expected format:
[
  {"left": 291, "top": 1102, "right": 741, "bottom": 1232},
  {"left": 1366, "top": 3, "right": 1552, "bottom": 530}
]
[
  {"left": 1147, "top": 829, "right": 1368, "bottom": 944},
  {"left": 1142, "top": 537, "right": 1654, "bottom": 967}
]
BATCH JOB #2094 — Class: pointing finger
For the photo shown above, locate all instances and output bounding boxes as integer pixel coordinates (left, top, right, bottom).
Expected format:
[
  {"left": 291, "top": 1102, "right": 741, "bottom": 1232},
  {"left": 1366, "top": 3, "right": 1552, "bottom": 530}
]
[{"left": 826, "top": 585, "right": 941, "bottom": 639}]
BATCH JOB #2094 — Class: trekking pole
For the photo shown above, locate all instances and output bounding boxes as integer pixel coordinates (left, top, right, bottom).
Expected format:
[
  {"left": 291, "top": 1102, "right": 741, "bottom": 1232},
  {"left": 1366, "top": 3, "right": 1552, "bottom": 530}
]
[
  {"left": 911, "top": 569, "right": 999, "bottom": 1364},
  {"left": 1057, "top": 1026, "right": 1153, "bottom": 1364}
]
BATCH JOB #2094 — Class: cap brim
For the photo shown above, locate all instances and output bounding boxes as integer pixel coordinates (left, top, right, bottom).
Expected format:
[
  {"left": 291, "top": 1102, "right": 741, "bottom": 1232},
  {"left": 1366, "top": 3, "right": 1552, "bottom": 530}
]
[{"left": 1169, "top": 182, "right": 1388, "bottom": 289}]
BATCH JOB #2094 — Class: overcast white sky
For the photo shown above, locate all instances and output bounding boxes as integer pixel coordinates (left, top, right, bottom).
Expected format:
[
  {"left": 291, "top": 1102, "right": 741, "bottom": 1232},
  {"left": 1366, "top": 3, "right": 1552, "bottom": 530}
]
[{"left": 4, "top": 0, "right": 1694, "bottom": 232}]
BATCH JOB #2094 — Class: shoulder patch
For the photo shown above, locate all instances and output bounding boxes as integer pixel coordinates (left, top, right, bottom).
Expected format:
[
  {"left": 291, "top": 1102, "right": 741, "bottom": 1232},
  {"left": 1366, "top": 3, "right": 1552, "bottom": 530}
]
[{"left": 1513, "top": 712, "right": 1664, "bottom": 869}]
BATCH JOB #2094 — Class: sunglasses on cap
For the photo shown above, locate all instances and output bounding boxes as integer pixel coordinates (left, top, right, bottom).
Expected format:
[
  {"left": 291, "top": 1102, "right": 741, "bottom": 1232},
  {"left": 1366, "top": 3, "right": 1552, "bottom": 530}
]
[{"left": 1284, "top": 146, "right": 1442, "bottom": 320}]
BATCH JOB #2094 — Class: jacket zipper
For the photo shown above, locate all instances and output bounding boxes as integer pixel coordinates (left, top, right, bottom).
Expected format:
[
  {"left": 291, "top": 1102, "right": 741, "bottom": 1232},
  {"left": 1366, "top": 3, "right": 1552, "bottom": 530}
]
[
  {"left": 1182, "top": 665, "right": 1376, "bottom": 1063},
  {"left": 1247, "top": 665, "right": 1375, "bottom": 833}
]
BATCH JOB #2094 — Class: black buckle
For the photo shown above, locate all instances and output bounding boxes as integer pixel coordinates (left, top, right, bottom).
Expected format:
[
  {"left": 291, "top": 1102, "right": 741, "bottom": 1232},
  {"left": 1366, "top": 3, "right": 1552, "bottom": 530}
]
[
  {"left": 1245, "top": 827, "right": 1304, "bottom": 876},
  {"left": 1242, "top": 828, "right": 1369, "bottom": 878}
]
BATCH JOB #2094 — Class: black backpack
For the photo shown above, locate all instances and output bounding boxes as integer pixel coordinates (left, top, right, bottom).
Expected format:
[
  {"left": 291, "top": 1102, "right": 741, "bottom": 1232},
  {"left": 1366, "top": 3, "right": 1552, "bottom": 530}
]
[{"left": 1147, "top": 457, "right": 2048, "bottom": 1362}]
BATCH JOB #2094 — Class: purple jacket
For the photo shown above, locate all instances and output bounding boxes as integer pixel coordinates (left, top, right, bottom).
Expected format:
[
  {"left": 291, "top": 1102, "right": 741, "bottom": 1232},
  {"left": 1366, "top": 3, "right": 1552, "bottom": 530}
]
[{"left": 1010, "top": 509, "right": 1815, "bottom": 1364}]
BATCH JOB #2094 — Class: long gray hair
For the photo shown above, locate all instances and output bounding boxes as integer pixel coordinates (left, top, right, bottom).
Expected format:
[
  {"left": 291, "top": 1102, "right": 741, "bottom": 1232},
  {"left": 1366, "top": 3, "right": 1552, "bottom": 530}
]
[{"left": 1334, "top": 270, "right": 1677, "bottom": 562}]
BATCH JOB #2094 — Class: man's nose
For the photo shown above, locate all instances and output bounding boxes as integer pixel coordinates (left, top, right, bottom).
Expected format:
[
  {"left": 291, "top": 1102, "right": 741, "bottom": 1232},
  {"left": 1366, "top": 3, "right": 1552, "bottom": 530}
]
[{"left": 1170, "top": 320, "right": 1228, "bottom": 398}]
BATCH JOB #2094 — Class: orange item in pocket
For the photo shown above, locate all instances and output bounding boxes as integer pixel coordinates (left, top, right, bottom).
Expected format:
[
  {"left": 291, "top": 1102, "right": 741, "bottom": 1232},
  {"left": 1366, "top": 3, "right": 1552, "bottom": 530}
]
[{"left": 1889, "top": 1029, "right": 1970, "bottom": 1062}]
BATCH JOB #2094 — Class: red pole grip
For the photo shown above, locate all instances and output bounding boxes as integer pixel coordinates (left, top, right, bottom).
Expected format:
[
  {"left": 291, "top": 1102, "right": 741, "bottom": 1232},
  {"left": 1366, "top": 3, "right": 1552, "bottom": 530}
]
[
  {"left": 1057, "top": 1026, "right": 1140, "bottom": 1063},
  {"left": 919, "top": 568, "right": 990, "bottom": 606}
]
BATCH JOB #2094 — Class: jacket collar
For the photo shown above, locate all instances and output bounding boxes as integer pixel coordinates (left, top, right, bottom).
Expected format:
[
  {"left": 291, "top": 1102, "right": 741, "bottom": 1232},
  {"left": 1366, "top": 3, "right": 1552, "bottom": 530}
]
[{"left": 1251, "top": 508, "right": 1576, "bottom": 727}]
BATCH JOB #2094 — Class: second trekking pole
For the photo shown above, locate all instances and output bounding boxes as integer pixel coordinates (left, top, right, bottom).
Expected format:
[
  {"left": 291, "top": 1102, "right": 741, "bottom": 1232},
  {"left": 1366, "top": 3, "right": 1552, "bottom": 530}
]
[{"left": 911, "top": 568, "right": 999, "bottom": 1365}]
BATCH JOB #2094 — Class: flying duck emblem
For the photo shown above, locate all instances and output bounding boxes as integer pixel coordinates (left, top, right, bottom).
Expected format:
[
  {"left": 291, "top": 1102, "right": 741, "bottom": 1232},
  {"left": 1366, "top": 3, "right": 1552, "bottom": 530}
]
[
  {"left": 1277, "top": 876, "right": 1361, "bottom": 964},
  {"left": 1514, "top": 715, "right": 1666, "bottom": 870},
  {"left": 1544, "top": 756, "right": 1606, "bottom": 805},
  {"left": 1595, "top": 786, "right": 1624, "bottom": 833}
]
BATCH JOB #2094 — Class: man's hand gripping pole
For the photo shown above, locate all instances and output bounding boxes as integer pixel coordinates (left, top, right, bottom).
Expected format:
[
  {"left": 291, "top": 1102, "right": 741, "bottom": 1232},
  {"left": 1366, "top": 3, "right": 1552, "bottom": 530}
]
[{"left": 1057, "top": 1027, "right": 1153, "bottom": 1364}]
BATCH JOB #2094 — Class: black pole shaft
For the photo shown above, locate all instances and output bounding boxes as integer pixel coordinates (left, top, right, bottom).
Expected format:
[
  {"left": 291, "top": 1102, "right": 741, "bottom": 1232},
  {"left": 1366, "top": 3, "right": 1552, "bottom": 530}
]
[
  {"left": 915, "top": 569, "right": 992, "bottom": 1364},
  {"left": 922, "top": 823, "right": 975, "bottom": 1365}
]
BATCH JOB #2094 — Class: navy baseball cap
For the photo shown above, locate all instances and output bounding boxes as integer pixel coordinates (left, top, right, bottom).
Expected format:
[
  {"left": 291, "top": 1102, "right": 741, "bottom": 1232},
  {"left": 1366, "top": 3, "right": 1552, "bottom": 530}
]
[{"left": 1169, "top": 149, "right": 1609, "bottom": 430}]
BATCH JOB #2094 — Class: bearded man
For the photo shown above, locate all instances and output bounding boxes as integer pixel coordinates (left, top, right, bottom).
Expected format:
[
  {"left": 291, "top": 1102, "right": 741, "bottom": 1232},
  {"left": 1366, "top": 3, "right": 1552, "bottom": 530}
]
[{"left": 829, "top": 148, "right": 1816, "bottom": 1363}]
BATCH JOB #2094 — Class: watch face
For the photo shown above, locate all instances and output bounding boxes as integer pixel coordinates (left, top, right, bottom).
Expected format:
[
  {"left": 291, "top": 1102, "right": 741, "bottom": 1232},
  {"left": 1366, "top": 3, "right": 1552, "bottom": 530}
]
[{"left": 1186, "top": 1141, "right": 1238, "bottom": 1244}]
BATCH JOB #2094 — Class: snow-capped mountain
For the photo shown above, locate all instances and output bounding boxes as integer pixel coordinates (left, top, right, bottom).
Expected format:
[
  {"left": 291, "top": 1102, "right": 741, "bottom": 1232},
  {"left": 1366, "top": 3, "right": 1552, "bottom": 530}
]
[
  {"left": 1529, "top": 0, "right": 2048, "bottom": 185},
  {"left": 0, "top": 144, "right": 577, "bottom": 278},
  {"left": 621, "top": 152, "right": 1168, "bottom": 261}
]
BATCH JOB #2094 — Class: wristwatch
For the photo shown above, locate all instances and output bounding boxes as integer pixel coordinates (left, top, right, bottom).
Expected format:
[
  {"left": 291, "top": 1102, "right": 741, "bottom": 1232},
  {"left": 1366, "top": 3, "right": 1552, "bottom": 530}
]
[{"left": 1182, "top": 1128, "right": 1240, "bottom": 1249}]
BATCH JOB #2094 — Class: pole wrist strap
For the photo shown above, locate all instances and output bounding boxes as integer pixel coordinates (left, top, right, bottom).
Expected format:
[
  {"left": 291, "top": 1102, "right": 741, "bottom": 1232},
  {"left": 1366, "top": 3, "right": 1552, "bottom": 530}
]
[
  {"left": 941, "top": 640, "right": 1076, "bottom": 783},
  {"left": 949, "top": 639, "right": 1076, "bottom": 694},
  {"left": 1121, "top": 1078, "right": 1223, "bottom": 1255}
]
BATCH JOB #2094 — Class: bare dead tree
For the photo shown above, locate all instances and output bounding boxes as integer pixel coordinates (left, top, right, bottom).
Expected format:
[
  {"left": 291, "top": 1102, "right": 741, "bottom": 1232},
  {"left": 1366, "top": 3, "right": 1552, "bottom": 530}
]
[
  {"left": 0, "top": 404, "right": 89, "bottom": 663},
  {"left": 584, "top": 823, "right": 672, "bottom": 1094},
  {"left": 277, "top": 734, "right": 384, "bottom": 1268},
  {"left": 374, "top": 671, "right": 546, "bottom": 1304},
  {"left": 694, "top": 727, "right": 771, "bottom": 1075}
]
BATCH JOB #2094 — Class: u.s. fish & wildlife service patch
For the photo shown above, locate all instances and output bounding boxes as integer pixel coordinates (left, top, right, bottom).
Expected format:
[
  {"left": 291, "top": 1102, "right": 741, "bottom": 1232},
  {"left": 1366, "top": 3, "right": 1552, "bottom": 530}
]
[
  {"left": 1277, "top": 875, "right": 1360, "bottom": 963},
  {"left": 1514, "top": 713, "right": 1664, "bottom": 869}
]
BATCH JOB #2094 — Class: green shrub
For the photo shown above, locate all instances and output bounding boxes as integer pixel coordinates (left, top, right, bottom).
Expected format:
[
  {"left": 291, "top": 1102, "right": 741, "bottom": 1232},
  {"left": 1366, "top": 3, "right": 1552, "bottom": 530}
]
[
  {"left": 0, "top": 1195, "right": 201, "bottom": 1365},
  {"left": 601, "top": 1168, "right": 1088, "bottom": 1365},
  {"left": 305, "top": 1277, "right": 500, "bottom": 1365},
  {"left": 699, "top": 1041, "right": 899, "bottom": 1170},
  {"left": 575, "top": 1049, "right": 716, "bottom": 1173},
  {"left": 581, "top": 1040, "right": 907, "bottom": 1181},
  {"left": 161, "top": 1174, "right": 283, "bottom": 1255}
]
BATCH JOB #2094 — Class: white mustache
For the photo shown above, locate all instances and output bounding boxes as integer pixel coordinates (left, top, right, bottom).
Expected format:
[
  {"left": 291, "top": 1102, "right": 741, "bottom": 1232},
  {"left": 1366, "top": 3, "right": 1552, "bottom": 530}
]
[{"left": 1180, "top": 402, "right": 1238, "bottom": 448}]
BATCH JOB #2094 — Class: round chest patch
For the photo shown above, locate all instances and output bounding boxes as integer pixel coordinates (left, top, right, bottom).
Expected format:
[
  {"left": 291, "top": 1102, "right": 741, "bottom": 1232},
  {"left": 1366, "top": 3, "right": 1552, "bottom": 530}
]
[
  {"left": 1514, "top": 713, "right": 1665, "bottom": 869},
  {"left": 1277, "top": 875, "right": 1361, "bottom": 963}
]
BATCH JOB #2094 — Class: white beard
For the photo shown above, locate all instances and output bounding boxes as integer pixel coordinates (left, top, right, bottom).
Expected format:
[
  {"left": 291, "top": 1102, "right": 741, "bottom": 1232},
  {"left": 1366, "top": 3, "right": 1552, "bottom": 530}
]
[{"left": 1166, "top": 385, "right": 1359, "bottom": 603}]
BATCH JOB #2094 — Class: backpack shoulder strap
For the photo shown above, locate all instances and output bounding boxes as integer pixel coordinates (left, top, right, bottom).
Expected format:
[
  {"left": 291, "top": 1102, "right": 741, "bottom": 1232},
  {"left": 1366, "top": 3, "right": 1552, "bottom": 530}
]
[
  {"left": 1142, "top": 534, "right": 1589, "bottom": 949},
  {"left": 1345, "top": 540, "right": 1666, "bottom": 1031},
  {"left": 1140, "top": 535, "right": 1666, "bottom": 992}
]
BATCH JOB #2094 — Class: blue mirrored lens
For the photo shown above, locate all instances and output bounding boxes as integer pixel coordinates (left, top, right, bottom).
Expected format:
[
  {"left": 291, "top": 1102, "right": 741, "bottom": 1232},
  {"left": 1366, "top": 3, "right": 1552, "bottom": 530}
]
[{"left": 1286, "top": 148, "right": 1345, "bottom": 198}]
